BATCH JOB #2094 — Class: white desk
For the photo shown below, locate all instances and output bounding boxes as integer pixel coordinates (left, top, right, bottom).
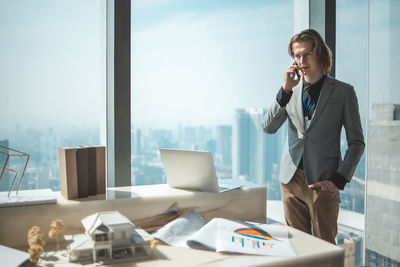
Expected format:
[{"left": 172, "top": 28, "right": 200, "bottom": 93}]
[
  {"left": 0, "top": 185, "right": 343, "bottom": 266},
  {"left": 39, "top": 226, "right": 344, "bottom": 267},
  {"left": 0, "top": 185, "right": 266, "bottom": 248}
]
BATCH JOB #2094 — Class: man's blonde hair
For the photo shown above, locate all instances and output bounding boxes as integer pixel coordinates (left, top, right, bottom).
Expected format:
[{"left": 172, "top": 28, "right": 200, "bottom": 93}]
[{"left": 288, "top": 29, "right": 333, "bottom": 75}]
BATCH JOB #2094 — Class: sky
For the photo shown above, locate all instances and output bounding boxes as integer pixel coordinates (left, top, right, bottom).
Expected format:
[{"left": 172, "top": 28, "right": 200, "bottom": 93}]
[
  {"left": 0, "top": 0, "right": 399, "bottom": 132},
  {"left": 131, "top": 0, "right": 293, "bottom": 128},
  {"left": 0, "top": 0, "right": 294, "bottom": 131},
  {"left": 0, "top": 0, "right": 105, "bottom": 131}
]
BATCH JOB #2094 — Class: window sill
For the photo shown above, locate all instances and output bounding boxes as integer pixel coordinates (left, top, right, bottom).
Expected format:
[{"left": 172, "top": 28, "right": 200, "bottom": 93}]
[
  {"left": 57, "top": 184, "right": 201, "bottom": 203},
  {"left": 0, "top": 189, "right": 57, "bottom": 207}
]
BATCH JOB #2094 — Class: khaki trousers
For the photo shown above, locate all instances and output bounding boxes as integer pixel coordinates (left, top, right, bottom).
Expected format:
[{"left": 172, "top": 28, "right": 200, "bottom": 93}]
[{"left": 280, "top": 168, "right": 340, "bottom": 244}]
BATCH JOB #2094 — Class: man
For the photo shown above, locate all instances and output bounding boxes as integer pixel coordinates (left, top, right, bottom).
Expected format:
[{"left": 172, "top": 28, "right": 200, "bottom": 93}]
[{"left": 262, "top": 29, "right": 365, "bottom": 244}]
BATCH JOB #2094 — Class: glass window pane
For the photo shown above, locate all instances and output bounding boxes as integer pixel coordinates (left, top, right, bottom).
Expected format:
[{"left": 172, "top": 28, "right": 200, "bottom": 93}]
[
  {"left": 366, "top": 0, "right": 400, "bottom": 265},
  {"left": 0, "top": 0, "right": 106, "bottom": 193},
  {"left": 336, "top": 1, "right": 368, "bottom": 265},
  {"left": 131, "top": 0, "right": 293, "bottom": 198}
]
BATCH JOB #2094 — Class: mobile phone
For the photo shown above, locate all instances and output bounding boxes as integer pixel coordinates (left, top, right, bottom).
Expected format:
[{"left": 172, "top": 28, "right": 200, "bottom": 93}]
[{"left": 293, "top": 62, "right": 299, "bottom": 78}]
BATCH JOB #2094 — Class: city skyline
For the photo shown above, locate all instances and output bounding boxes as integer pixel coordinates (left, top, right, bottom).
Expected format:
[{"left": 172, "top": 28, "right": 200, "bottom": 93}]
[{"left": 0, "top": 105, "right": 365, "bottom": 206}]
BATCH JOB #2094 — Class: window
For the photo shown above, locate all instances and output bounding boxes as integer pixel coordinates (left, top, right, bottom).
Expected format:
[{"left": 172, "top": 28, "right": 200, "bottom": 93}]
[
  {"left": 336, "top": 1, "right": 369, "bottom": 266},
  {"left": 338, "top": 0, "right": 400, "bottom": 265},
  {"left": 0, "top": 0, "right": 106, "bottom": 193},
  {"left": 365, "top": 0, "right": 400, "bottom": 265},
  {"left": 336, "top": 0, "right": 368, "bottom": 215},
  {"left": 121, "top": 230, "right": 126, "bottom": 240},
  {"left": 131, "top": 0, "right": 293, "bottom": 198},
  {"left": 97, "top": 249, "right": 108, "bottom": 258},
  {"left": 95, "top": 233, "right": 108, "bottom": 242}
]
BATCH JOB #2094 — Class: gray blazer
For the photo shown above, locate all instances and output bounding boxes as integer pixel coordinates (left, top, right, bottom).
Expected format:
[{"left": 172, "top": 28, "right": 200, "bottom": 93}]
[{"left": 262, "top": 75, "right": 365, "bottom": 185}]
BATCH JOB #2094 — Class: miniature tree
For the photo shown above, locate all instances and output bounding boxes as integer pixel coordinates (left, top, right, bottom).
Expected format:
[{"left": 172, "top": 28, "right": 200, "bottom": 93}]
[
  {"left": 48, "top": 219, "right": 65, "bottom": 251},
  {"left": 150, "top": 239, "right": 159, "bottom": 249},
  {"left": 27, "top": 226, "right": 45, "bottom": 264}
]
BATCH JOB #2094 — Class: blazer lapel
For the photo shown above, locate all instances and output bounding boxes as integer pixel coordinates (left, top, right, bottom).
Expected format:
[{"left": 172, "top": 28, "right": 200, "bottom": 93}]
[
  {"left": 307, "top": 75, "right": 335, "bottom": 130},
  {"left": 290, "top": 81, "right": 306, "bottom": 135}
]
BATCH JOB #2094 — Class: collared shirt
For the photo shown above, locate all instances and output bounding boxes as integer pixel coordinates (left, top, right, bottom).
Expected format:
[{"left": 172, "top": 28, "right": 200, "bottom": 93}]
[
  {"left": 276, "top": 75, "right": 326, "bottom": 114},
  {"left": 302, "top": 75, "right": 326, "bottom": 121}
]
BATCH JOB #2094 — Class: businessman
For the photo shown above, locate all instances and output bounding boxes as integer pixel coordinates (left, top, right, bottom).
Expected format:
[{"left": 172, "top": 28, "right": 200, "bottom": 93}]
[{"left": 262, "top": 29, "right": 365, "bottom": 244}]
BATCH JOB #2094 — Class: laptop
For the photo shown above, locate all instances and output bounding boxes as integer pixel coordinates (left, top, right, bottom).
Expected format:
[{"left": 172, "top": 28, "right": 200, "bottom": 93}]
[{"left": 159, "top": 148, "right": 241, "bottom": 193}]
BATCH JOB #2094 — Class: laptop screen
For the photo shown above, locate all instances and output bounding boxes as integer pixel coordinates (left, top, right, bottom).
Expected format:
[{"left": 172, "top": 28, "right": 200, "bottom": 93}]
[{"left": 159, "top": 148, "right": 219, "bottom": 193}]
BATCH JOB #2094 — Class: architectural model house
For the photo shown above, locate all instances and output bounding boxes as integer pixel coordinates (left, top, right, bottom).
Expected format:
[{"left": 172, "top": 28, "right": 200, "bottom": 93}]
[{"left": 64, "top": 211, "right": 154, "bottom": 263}]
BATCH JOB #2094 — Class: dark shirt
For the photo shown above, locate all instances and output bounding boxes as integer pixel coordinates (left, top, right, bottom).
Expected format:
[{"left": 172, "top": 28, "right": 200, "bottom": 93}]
[
  {"left": 275, "top": 76, "right": 348, "bottom": 190},
  {"left": 302, "top": 76, "right": 325, "bottom": 120},
  {"left": 276, "top": 76, "right": 325, "bottom": 116}
]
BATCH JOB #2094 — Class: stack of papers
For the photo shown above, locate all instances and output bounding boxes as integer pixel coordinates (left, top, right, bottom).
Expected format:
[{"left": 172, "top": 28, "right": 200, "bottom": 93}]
[
  {"left": 152, "top": 211, "right": 295, "bottom": 256},
  {"left": 0, "top": 245, "right": 31, "bottom": 267}
]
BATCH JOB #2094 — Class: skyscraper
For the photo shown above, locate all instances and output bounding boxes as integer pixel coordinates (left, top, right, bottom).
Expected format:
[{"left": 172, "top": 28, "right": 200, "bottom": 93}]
[
  {"left": 366, "top": 104, "right": 400, "bottom": 266},
  {"left": 131, "top": 129, "right": 142, "bottom": 155},
  {"left": 183, "top": 126, "right": 196, "bottom": 148},
  {"left": 233, "top": 108, "right": 280, "bottom": 185},
  {"left": 233, "top": 109, "right": 250, "bottom": 181},
  {"left": 216, "top": 125, "right": 232, "bottom": 166}
]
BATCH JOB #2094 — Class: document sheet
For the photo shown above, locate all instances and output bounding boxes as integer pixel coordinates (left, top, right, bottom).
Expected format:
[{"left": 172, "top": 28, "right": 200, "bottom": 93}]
[{"left": 152, "top": 211, "right": 295, "bottom": 256}]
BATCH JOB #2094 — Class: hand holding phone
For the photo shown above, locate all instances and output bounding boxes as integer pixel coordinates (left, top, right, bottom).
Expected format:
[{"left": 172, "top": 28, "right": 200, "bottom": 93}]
[
  {"left": 283, "top": 62, "right": 301, "bottom": 92},
  {"left": 293, "top": 62, "right": 300, "bottom": 78}
]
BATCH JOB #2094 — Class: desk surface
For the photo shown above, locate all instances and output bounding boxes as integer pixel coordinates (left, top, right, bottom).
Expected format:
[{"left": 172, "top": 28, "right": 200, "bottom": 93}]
[
  {"left": 1, "top": 185, "right": 343, "bottom": 266},
  {"left": 0, "top": 185, "right": 267, "bottom": 248},
  {"left": 39, "top": 226, "right": 344, "bottom": 267}
]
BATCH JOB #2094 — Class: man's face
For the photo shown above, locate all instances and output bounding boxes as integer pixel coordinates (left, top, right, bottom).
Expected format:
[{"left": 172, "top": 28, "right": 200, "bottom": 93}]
[{"left": 292, "top": 41, "right": 321, "bottom": 78}]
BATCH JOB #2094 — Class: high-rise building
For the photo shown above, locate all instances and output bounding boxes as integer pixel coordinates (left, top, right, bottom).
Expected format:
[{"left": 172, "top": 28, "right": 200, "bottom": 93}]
[
  {"left": 197, "top": 126, "right": 212, "bottom": 146},
  {"left": 132, "top": 129, "right": 142, "bottom": 155},
  {"left": 366, "top": 104, "right": 400, "bottom": 266},
  {"left": 183, "top": 126, "right": 196, "bottom": 148},
  {"left": 152, "top": 129, "right": 174, "bottom": 149},
  {"left": 233, "top": 109, "right": 251, "bottom": 181},
  {"left": 216, "top": 125, "right": 232, "bottom": 166},
  {"left": 337, "top": 229, "right": 364, "bottom": 267},
  {"left": 340, "top": 176, "right": 365, "bottom": 213},
  {"left": 337, "top": 233, "right": 356, "bottom": 267},
  {"left": 205, "top": 139, "right": 216, "bottom": 159},
  {"left": 233, "top": 108, "right": 281, "bottom": 184}
]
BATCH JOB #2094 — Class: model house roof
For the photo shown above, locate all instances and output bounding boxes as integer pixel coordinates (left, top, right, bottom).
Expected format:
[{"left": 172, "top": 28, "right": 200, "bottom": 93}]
[
  {"left": 132, "top": 227, "right": 153, "bottom": 243},
  {"left": 81, "top": 211, "right": 135, "bottom": 234},
  {"left": 64, "top": 234, "right": 93, "bottom": 251}
]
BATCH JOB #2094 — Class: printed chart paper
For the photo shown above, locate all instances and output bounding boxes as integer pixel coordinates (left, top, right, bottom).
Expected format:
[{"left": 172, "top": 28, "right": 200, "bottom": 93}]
[
  {"left": 152, "top": 211, "right": 296, "bottom": 257},
  {"left": 216, "top": 219, "right": 296, "bottom": 256}
]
